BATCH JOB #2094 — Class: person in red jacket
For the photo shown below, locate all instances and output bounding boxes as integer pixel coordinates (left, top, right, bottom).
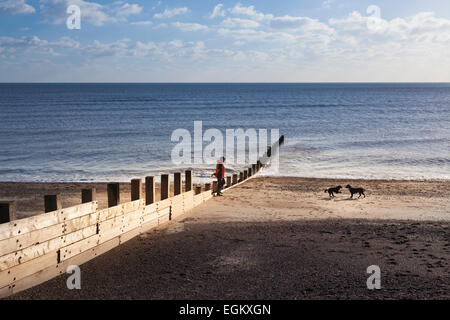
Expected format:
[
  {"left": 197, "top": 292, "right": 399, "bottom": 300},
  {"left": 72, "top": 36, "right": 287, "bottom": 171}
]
[{"left": 213, "top": 157, "right": 226, "bottom": 196}]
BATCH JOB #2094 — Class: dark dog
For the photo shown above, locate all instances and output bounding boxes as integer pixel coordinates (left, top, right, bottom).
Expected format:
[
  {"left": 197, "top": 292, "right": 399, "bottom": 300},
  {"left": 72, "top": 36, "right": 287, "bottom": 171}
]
[
  {"left": 324, "top": 186, "right": 342, "bottom": 197},
  {"left": 345, "top": 185, "right": 366, "bottom": 198}
]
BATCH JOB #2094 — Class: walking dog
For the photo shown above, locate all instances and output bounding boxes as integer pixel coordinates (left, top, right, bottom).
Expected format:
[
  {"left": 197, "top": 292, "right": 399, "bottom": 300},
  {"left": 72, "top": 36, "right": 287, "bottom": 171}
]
[{"left": 345, "top": 185, "right": 366, "bottom": 198}]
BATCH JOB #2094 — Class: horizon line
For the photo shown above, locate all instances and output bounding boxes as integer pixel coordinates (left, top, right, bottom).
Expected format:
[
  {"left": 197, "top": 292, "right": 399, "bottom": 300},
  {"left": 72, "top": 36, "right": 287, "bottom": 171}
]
[{"left": 1, "top": 81, "right": 450, "bottom": 84}]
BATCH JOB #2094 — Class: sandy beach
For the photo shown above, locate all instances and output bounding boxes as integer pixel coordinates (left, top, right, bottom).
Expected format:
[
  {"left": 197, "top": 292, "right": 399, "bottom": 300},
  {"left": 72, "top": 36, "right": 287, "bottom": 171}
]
[{"left": 3, "top": 177, "right": 450, "bottom": 299}]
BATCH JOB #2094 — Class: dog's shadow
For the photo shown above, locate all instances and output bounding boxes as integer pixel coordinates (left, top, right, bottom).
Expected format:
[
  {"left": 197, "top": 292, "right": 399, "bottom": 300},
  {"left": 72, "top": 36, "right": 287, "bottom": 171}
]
[{"left": 319, "top": 197, "right": 360, "bottom": 201}]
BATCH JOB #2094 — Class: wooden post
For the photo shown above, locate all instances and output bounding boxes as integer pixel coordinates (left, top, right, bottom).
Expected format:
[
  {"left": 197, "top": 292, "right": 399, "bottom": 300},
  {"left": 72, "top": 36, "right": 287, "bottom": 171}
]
[
  {"left": 0, "top": 201, "right": 16, "bottom": 224},
  {"left": 81, "top": 188, "right": 96, "bottom": 203},
  {"left": 239, "top": 172, "right": 244, "bottom": 182},
  {"left": 279, "top": 135, "right": 285, "bottom": 146},
  {"left": 267, "top": 146, "right": 272, "bottom": 157},
  {"left": 227, "top": 176, "right": 232, "bottom": 188},
  {"left": 248, "top": 168, "right": 252, "bottom": 177},
  {"left": 145, "top": 176, "right": 155, "bottom": 205},
  {"left": 131, "top": 179, "right": 142, "bottom": 201},
  {"left": 253, "top": 164, "right": 257, "bottom": 174},
  {"left": 212, "top": 181, "right": 218, "bottom": 193},
  {"left": 257, "top": 161, "right": 262, "bottom": 170},
  {"left": 161, "top": 174, "right": 169, "bottom": 200},
  {"left": 205, "top": 183, "right": 211, "bottom": 191},
  {"left": 185, "top": 170, "right": 193, "bottom": 192},
  {"left": 174, "top": 172, "right": 182, "bottom": 196},
  {"left": 195, "top": 185, "right": 202, "bottom": 195},
  {"left": 244, "top": 170, "right": 248, "bottom": 180},
  {"left": 233, "top": 174, "right": 238, "bottom": 185},
  {"left": 107, "top": 183, "right": 120, "bottom": 208},
  {"left": 44, "top": 195, "right": 62, "bottom": 213}
]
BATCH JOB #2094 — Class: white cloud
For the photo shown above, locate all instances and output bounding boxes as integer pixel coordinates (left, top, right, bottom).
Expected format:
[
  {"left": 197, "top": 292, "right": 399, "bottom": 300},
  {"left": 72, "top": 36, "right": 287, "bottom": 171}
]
[
  {"left": 322, "top": 0, "right": 334, "bottom": 9},
  {"left": 210, "top": 4, "right": 225, "bottom": 19},
  {"left": 3, "top": 2, "right": 450, "bottom": 82},
  {"left": 221, "top": 18, "right": 260, "bottom": 29},
  {"left": 0, "top": 35, "right": 80, "bottom": 56},
  {"left": 229, "top": 3, "right": 273, "bottom": 21},
  {"left": 172, "top": 22, "right": 208, "bottom": 32},
  {"left": 83, "top": 39, "right": 130, "bottom": 57},
  {"left": 152, "top": 23, "right": 168, "bottom": 29},
  {"left": 130, "top": 21, "right": 153, "bottom": 26},
  {"left": 0, "top": 0, "right": 35, "bottom": 15},
  {"left": 270, "top": 16, "right": 333, "bottom": 34},
  {"left": 329, "top": 11, "right": 450, "bottom": 43},
  {"left": 115, "top": 3, "right": 142, "bottom": 17},
  {"left": 154, "top": 7, "right": 189, "bottom": 19},
  {"left": 217, "top": 28, "right": 297, "bottom": 44}
]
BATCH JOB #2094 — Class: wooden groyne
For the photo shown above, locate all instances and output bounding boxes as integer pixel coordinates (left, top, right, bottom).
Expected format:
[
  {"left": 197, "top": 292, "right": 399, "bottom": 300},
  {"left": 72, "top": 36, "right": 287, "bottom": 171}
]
[{"left": 0, "top": 136, "right": 284, "bottom": 298}]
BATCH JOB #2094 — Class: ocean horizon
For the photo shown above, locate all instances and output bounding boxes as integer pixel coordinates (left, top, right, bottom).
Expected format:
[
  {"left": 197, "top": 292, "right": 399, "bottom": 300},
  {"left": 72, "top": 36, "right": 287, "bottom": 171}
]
[{"left": 1, "top": 83, "right": 449, "bottom": 182}]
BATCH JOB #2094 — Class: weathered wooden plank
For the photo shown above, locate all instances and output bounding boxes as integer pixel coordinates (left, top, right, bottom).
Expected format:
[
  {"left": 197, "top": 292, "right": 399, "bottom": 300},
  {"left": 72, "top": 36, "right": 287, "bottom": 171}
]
[
  {"left": 0, "top": 283, "right": 12, "bottom": 298},
  {"left": 97, "top": 205, "right": 122, "bottom": 223},
  {"left": 183, "top": 197, "right": 195, "bottom": 213},
  {"left": 142, "top": 213, "right": 158, "bottom": 226},
  {"left": 157, "top": 198, "right": 171, "bottom": 211},
  {"left": 193, "top": 194, "right": 204, "bottom": 206},
  {"left": 59, "top": 234, "right": 100, "bottom": 262},
  {"left": 158, "top": 214, "right": 170, "bottom": 225},
  {"left": 202, "top": 191, "right": 213, "bottom": 201},
  {"left": 61, "top": 205, "right": 144, "bottom": 262},
  {"left": 140, "top": 218, "right": 159, "bottom": 233},
  {"left": 119, "top": 226, "right": 142, "bottom": 245},
  {"left": 171, "top": 204, "right": 184, "bottom": 218},
  {"left": 98, "top": 218, "right": 141, "bottom": 247},
  {"left": 170, "top": 194, "right": 184, "bottom": 207},
  {"left": 0, "top": 250, "right": 58, "bottom": 289},
  {"left": 98, "top": 209, "right": 142, "bottom": 234},
  {"left": 0, "top": 211, "right": 98, "bottom": 257},
  {"left": 183, "top": 190, "right": 194, "bottom": 199},
  {"left": 0, "top": 202, "right": 97, "bottom": 241},
  {"left": 0, "top": 225, "right": 97, "bottom": 272},
  {"left": 97, "top": 198, "right": 142, "bottom": 224},
  {"left": 123, "top": 199, "right": 144, "bottom": 215},
  {"left": 1, "top": 237, "right": 121, "bottom": 298},
  {"left": 143, "top": 202, "right": 157, "bottom": 215}
]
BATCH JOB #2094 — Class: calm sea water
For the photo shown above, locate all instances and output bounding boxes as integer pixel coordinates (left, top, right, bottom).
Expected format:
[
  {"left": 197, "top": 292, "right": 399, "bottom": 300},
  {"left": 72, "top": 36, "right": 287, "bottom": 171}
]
[{"left": 0, "top": 83, "right": 449, "bottom": 182}]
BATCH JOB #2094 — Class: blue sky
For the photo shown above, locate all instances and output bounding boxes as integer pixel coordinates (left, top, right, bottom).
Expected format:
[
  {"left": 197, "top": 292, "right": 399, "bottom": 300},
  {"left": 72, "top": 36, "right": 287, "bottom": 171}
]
[{"left": 1, "top": 0, "right": 450, "bottom": 82}]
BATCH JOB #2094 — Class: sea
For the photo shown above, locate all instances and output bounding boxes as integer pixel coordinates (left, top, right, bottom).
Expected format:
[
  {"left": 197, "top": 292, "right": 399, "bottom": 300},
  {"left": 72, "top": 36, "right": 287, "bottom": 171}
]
[{"left": 0, "top": 83, "right": 449, "bottom": 182}]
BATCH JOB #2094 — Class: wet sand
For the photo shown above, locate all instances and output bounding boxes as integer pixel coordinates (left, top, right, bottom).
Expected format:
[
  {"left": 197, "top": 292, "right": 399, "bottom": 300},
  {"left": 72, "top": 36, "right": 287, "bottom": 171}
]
[{"left": 3, "top": 177, "right": 450, "bottom": 299}]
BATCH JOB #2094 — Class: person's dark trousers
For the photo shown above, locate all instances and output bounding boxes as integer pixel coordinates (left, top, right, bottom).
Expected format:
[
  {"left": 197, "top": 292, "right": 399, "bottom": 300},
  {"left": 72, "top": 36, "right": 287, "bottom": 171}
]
[{"left": 217, "top": 177, "right": 223, "bottom": 195}]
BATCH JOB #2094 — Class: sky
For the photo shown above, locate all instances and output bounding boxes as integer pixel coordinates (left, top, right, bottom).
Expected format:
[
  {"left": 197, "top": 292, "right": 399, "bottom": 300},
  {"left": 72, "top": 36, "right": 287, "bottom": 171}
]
[{"left": 1, "top": 0, "right": 450, "bottom": 82}]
